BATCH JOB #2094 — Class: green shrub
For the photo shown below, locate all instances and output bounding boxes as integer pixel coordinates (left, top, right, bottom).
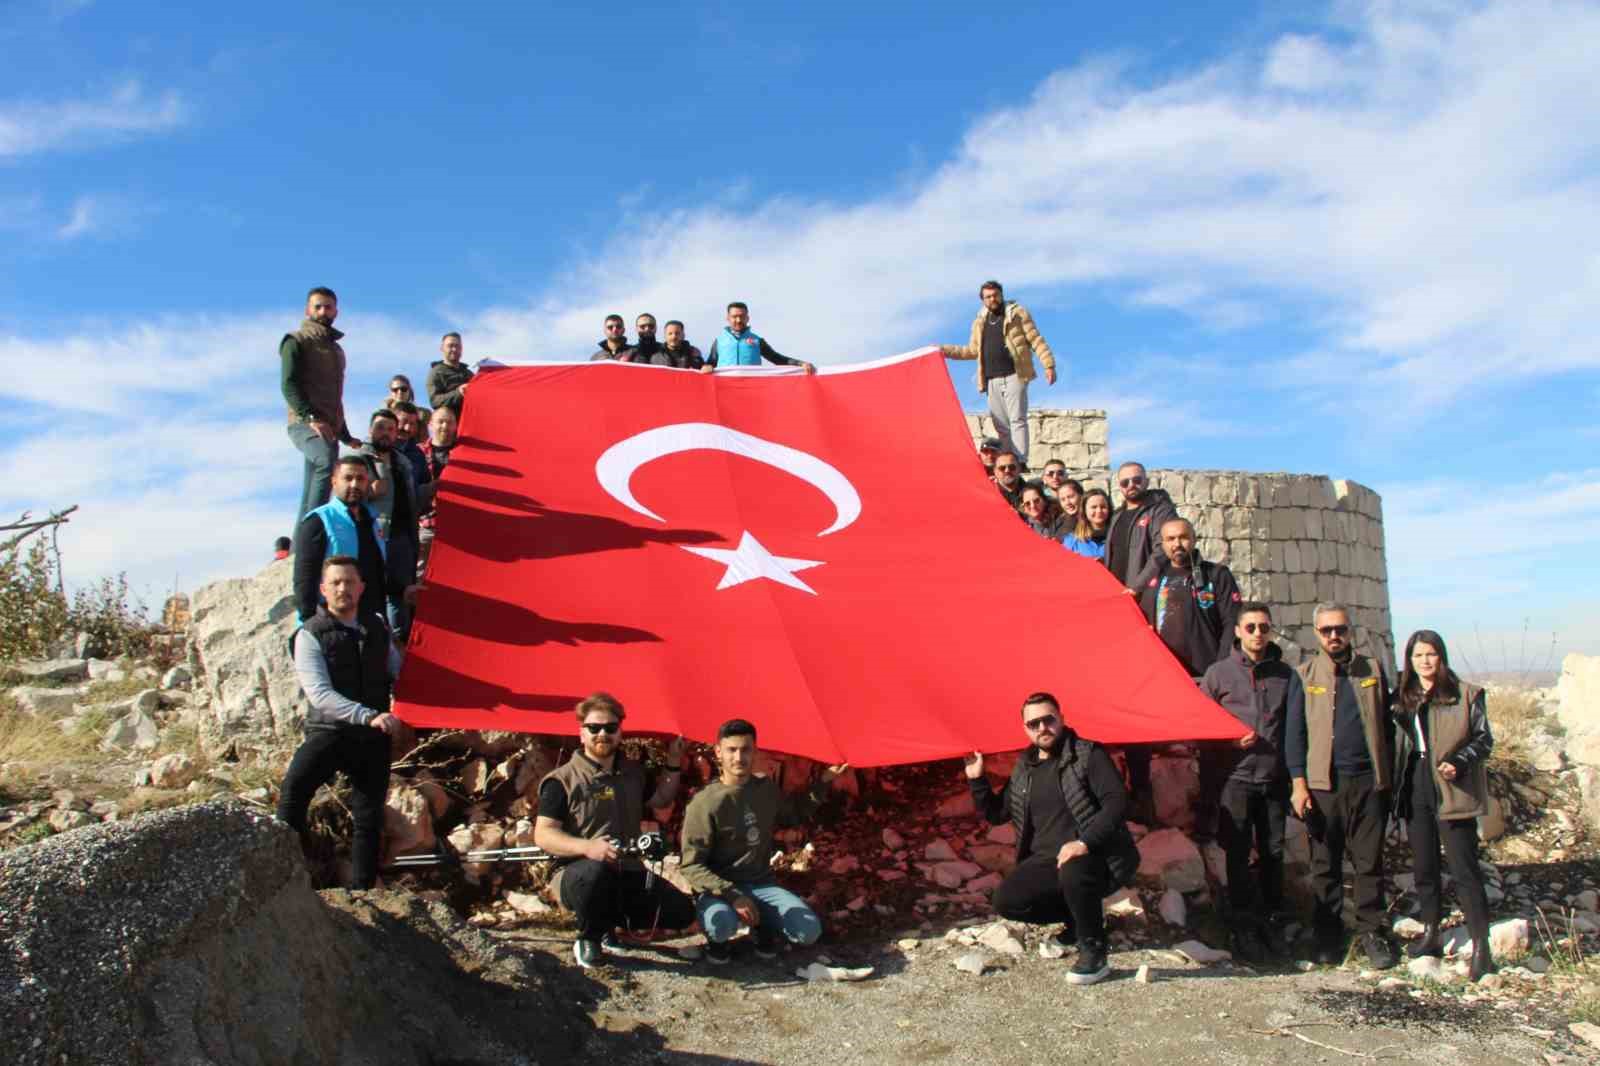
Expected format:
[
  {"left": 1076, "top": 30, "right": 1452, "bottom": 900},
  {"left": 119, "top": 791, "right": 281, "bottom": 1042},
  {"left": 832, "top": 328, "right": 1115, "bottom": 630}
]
[{"left": 0, "top": 538, "right": 156, "bottom": 663}]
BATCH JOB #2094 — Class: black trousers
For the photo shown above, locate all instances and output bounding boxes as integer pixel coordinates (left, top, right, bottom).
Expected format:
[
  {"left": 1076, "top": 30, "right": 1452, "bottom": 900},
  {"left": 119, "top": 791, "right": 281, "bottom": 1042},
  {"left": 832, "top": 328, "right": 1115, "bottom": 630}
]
[
  {"left": 1406, "top": 757, "right": 1490, "bottom": 935},
  {"left": 1308, "top": 771, "right": 1387, "bottom": 936},
  {"left": 1217, "top": 777, "right": 1287, "bottom": 916},
  {"left": 992, "top": 850, "right": 1112, "bottom": 945},
  {"left": 558, "top": 859, "right": 698, "bottom": 941},
  {"left": 277, "top": 726, "right": 392, "bottom": 889},
  {"left": 1121, "top": 744, "right": 1154, "bottom": 821}
]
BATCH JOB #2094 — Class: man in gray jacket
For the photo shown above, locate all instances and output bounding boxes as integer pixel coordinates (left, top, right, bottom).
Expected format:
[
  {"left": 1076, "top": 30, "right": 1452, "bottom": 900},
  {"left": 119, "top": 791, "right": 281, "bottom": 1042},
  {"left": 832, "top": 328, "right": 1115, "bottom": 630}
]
[
  {"left": 1104, "top": 462, "right": 1180, "bottom": 589},
  {"left": 277, "top": 555, "right": 404, "bottom": 889},
  {"left": 426, "top": 332, "right": 473, "bottom": 413},
  {"left": 1199, "top": 602, "right": 1302, "bottom": 962}
]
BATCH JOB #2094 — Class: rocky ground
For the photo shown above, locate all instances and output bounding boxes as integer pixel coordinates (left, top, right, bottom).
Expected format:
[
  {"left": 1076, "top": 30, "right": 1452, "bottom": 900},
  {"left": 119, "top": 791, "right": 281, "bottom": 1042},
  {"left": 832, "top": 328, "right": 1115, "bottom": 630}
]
[{"left": 6, "top": 574, "right": 1600, "bottom": 1063}]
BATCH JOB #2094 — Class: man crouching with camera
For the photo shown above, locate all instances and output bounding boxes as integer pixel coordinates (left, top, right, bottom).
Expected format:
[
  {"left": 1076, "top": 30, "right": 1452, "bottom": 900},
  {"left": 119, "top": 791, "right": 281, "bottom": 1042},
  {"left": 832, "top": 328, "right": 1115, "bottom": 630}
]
[{"left": 534, "top": 692, "right": 695, "bottom": 969}]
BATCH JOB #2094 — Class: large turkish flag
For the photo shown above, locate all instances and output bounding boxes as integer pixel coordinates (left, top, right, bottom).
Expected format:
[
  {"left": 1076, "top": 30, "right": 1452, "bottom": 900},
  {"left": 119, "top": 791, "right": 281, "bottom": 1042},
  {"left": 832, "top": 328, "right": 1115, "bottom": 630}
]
[{"left": 394, "top": 348, "right": 1244, "bottom": 766}]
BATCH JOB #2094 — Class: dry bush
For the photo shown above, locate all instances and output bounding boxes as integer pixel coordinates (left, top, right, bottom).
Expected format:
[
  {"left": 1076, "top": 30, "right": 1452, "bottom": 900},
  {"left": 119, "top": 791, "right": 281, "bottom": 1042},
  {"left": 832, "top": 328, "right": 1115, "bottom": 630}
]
[
  {"left": 1484, "top": 685, "right": 1559, "bottom": 769},
  {"left": 0, "top": 538, "right": 158, "bottom": 664},
  {"left": 0, "top": 695, "right": 102, "bottom": 800}
]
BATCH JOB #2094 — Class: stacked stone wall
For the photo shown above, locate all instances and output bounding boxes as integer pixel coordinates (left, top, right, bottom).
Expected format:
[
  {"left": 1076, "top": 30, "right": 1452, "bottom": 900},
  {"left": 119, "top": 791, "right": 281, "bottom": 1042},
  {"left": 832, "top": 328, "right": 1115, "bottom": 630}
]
[{"left": 966, "top": 409, "right": 1394, "bottom": 668}]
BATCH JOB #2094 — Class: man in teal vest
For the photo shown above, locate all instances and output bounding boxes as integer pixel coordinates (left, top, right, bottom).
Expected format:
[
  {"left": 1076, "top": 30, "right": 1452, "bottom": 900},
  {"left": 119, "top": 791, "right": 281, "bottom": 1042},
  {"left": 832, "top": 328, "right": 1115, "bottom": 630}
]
[
  {"left": 702, "top": 302, "right": 815, "bottom": 373},
  {"left": 293, "top": 456, "right": 393, "bottom": 623}
]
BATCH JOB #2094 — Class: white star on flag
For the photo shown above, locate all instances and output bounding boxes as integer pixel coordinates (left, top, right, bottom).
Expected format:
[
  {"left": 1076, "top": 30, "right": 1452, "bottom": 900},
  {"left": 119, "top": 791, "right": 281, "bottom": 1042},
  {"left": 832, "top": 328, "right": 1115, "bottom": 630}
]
[{"left": 680, "top": 531, "right": 824, "bottom": 594}]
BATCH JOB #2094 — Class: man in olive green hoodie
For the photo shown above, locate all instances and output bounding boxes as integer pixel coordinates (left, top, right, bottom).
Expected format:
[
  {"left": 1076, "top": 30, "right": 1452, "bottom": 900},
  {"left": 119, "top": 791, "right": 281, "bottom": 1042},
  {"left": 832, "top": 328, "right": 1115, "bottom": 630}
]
[{"left": 680, "top": 719, "right": 848, "bottom": 963}]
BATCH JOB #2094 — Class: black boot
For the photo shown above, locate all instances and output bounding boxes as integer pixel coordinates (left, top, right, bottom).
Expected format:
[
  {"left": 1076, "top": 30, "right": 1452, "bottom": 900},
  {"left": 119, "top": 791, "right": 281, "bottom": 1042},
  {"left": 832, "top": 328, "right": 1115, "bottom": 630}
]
[
  {"left": 1405, "top": 923, "right": 1443, "bottom": 959},
  {"left": 1067, "top": 938, "right": 1111, "bottom": 985}
]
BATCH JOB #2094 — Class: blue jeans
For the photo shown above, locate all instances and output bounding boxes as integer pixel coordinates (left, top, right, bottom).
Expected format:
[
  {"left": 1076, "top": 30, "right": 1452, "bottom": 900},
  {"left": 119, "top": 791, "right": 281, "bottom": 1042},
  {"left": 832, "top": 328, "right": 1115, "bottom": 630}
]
[
  {"left": 288, "top": 422, "right": 339, "bottom": 529},
  {"left": 697, "top": 881, "right": 821, "bottom": 946}
]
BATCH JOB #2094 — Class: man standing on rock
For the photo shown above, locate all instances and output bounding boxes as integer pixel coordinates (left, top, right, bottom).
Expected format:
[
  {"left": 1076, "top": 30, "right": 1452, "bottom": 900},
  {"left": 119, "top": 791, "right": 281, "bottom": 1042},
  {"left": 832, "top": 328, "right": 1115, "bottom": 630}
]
[
  {"left": 1104, "top": 462, "right": 1179, "bottom": 589},
  {"left": 1200, "top": 601, "right": 1301, "bottom": 963},
  {"left": 282, "top": 286, "right": 360, "bottom": 529},
  {"left": 966, "top": 692, "right": 1139, "bottom": 986},
  {"left": 293, "top": 457, "right": 401, "bottom": 624},
  {"left": 534, "top": 693, "right": 694, "bottom": 969},
  {"left": 425, "top": 332, "right": 473, "bottom": 413},
  {"left": 277, "top": 555, "right": 404, "bottom": 891},
  {"left": 1287, "top": 603, "right": 1397, "bottom": 969},
  {"left": 941, "top": 280, "right": 1057, "bottom": 467},
  {"left": 680, "top": 719, "right": 844, "bottom": 963}
]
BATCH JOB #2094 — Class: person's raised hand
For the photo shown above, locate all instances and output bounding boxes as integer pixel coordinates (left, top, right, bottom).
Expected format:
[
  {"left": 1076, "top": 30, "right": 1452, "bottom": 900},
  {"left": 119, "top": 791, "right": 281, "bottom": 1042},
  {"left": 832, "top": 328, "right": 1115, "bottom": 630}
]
[
  {"left": 822, "top": 762, "right": 850, "bottom": 783},
  {"left": 803, "top": 362, "right": 817, "bottom": 375},
  {"left": 963, "top": 751, "right": 985, "bottom": 780}
]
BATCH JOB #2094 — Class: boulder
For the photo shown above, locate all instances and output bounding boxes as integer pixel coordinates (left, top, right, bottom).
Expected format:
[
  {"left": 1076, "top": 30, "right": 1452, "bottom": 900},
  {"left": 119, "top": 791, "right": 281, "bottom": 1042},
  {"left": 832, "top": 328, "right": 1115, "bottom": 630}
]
[
  {"left": 924, "top": 839, "right": 958, "bottom": 862},
  {"left": 119, "top": 689, "right": 161, "bottom": 717},
  {"left": 1137, "top": 828, "right": 1206, "bottom": 892},
  {"left": 12, "top": 659, "right": 88, "bottom": 683},
  {"left": 101, "top": 710, "right": 160, "bottom": 751},
  {"left": 0, "top": 801, "right": 576, "bottom": 1066},
  {"left": 1158, "top": 888, "right": 1187, "bottom": 927},
  {"left": 159, "top": 665, "right": 193, "bottom": 690},
  {"left": 1557, "top": 653, "right": 1600, "bottom": 740},
  {"left": 503, "top": 891, "right": 550, "bottom": 917},
  {"left": 1104, "top": 887, "right": 1147, "bottom": 920},
  {"left": 383, "top": 785, "right": 437, "bottom": 857},
  {"left": 149, "top": 753, "right": 198, "bottom": 790},
  {"left": 1576, "top": 766, "right": 1600, "bottom": 830},
  {"left": 975, "top": 923, "right": 1024, "bottom": 956},
  {"left": 984, "top": 823, "right": 1018, "bottom": 845},
  {"left": 1488, "top": 918, "right": 1529, "bottom": 959},
  {"left": 1149, "top": 755, "right": 1199, "bottom": 829},
  {"left": 73, "top": 632, "right": 106, "bottom": 660},
  {"left": 9, "top": 686, "right": 83, "bottom": 715},
  {"left": 967, "top": 843, "right": 1015, "bottom": 874},
  {"left": 186, "top": 558, "right": 305, "bottom": 743}
]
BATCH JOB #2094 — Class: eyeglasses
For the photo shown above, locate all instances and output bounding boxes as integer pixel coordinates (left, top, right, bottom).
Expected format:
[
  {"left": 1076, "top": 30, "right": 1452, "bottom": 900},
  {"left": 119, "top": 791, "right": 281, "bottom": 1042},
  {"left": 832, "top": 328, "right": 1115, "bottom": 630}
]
[
  {"left": 1043, "top": 470, "right": 1065, "bottom": 479},
  {"left": 995, "top": 465, "right": 1019, "bottom": 473},
  {"left": 1241, "top": 622, "right": 1272, "bottom": 634},
  {"left": 582, "top": 722, "right": 620, "bottom": 735},
  {"left": 1119, "top": 477, "right": 1146, "bottom": 488},
  {"left": 390, "top": 385, "right": 410, "bottom": 393},
  {"left": 1024, "top": 713, "right": 1058, "bottom": 732},
  {"left": 1317, "top": 625, "right": 1350, "bottom": 637}
]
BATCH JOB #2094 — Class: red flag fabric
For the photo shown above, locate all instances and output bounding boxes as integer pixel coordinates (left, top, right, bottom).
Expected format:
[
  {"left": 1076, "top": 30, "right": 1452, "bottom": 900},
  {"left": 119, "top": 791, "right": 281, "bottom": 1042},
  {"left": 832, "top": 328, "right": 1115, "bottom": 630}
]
[{"left": 394, "top": 348, "right": 1245, "bottom": 766}]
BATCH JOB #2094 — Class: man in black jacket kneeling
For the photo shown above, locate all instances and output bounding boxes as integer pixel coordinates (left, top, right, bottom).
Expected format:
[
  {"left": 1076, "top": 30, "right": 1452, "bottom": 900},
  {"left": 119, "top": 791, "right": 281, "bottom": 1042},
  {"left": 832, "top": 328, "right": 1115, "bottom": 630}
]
[{"left": 966, "top": 691, "right": 1140, "bottom": 985}]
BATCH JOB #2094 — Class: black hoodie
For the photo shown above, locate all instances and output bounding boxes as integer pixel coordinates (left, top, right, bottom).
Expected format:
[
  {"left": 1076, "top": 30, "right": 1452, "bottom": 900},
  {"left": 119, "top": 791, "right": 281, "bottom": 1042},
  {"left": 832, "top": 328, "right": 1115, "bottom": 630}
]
[
  {"left": 1133, "top": 552, "right": 1242, "bottom": 677},
  {"left": 1200, "top": 641, "right": 1302, "bottom": 784},
  {"left": 1104, "top": 487, "right": 1179, "bottom": 588}
]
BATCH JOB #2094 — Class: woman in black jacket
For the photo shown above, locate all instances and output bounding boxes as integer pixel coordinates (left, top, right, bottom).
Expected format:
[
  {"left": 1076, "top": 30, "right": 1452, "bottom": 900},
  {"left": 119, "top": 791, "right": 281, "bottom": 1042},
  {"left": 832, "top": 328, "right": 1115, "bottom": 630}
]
[{"left": 1392, "top": 629, "right": 1495, "bottom": 979}]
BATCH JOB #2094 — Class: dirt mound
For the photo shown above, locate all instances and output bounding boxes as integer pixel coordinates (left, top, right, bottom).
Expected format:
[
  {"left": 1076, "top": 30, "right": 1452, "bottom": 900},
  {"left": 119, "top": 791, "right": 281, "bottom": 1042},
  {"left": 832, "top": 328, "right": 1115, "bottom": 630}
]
[{"left": 0, "top": 801, "right": 593, "bottom": 1066}]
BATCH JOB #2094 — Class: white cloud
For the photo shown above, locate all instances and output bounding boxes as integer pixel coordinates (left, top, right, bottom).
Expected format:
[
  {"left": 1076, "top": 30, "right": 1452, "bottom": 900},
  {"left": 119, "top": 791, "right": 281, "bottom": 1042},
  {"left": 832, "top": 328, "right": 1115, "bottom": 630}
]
[
  {"left": 0, "top": 79, "right": 185, "bottom": 158},
  {"left": 5, "top": 0, "right": 1600, "bottom": 615}
]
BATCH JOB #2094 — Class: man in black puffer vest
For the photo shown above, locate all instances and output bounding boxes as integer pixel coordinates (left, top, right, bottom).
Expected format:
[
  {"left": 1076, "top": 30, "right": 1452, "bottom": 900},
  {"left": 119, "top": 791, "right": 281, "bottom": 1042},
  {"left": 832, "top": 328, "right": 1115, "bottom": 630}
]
[
  {"left": 276, "top": 555, "right": 404, "bottom": 889},
  {"left": 966, "top": 692, "right": 1140, "bottom": 985}
]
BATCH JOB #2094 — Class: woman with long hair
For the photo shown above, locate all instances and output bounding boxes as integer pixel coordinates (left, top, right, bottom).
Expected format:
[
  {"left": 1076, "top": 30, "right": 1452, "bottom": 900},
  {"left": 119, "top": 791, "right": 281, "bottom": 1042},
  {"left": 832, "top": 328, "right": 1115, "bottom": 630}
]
[
  {"left": 386, "top": 375, "right": 416, "bottom": 411},
  {"left": 1019, "top": 485, "right": 1070, "bottom": 541},
  {"left": 1062, "top": 488, "right": 1111, "bottom": 561},
  {"left": 1392, "top": 629, "right": 1495, "bottom": 979}
]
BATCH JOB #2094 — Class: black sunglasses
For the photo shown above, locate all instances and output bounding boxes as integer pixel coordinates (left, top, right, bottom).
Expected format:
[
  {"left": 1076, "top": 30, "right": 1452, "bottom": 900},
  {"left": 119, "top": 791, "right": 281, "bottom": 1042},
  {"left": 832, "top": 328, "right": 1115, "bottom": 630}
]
[
  {"left": 582, "top": 722, "right": 620, "bottom": 735},
  {"left": 1242, "top": 622, "right": 1272, "bottom": 634},
  {"left": 1024, "top": 713, "right": 1058, "bottom": 732},
  {"left": 1119, "top": 477, "right": 1145, "bottom": 488},
  {"left": 1317, "top": 624, "right": 1350, "bottom": 637}
]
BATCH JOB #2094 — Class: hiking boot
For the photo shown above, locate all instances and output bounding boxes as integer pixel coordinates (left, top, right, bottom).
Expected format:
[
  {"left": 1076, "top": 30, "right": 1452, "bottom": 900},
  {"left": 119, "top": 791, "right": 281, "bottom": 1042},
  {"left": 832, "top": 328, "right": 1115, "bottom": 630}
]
[
  {"left": 1405, "top": 923, "right": 1443, "bottom": 959},
  {"left": 753, "top": 932, "right": 781, "bottom": 959},
  {"left": 1259, "top": 917, "right": 1290, "bottom": 958},
  {"left": 1230, "top": 923, "right": 1269, "bottom": 966},
  {"left": 1066, "top": 939, "right": 1111, "bottom": 985},
  {"left": 704, "top": 940, "right": 732, "bottom": 965},
  {"left": 1362, "top": 932, "right": 1397, "bottom": 970},
  {"left": 1312, "top": 933, "right": 1346, "bottom": 966},
  {"left": 572, "top": 937, "right": 602, "bottom": 969},
  {"left": 1467, "top": 938, "right": 1496, "bottom": 982}
]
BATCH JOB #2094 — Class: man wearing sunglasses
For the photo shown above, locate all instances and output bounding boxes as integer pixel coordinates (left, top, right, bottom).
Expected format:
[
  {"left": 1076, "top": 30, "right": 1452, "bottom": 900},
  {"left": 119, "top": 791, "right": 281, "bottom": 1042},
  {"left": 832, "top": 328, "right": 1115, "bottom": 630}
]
[
  {"left": 1200, "top": 602, "right": 1302, "bottom": 963},
  {"left": 534, "top": 693, "right": 693, "bottom": 969},
  {"left": 426, "top": 331, "right": 473, "bottom": 413},
  {"left": 1287, "top": 604, "right": 1397, "bottom": 969},
  {"left": 966, "top": 693, "right": 1139, "bottom": 986},
  {"left": 1104, "top": 461, "right": 1180, "bottom": 590},
  {"left": 590, "top": 314, "right": 640, "bottom": 362},
  {"left": 991, "top": 455, "right": 1029, "bottom": 512}
]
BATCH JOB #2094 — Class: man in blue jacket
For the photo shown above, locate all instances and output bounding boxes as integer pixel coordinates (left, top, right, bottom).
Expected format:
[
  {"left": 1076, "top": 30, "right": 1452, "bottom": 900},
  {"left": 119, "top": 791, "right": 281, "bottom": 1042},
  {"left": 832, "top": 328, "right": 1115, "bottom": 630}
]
[
  {"left": 292, "top": 456, "right": 405, "bottom": 623},
  {"left": 1199, "top": 602, "right": 1302, "bottom": 962},
  {"left": 703, "top": 302, "right": 815, "bottom": 373}
]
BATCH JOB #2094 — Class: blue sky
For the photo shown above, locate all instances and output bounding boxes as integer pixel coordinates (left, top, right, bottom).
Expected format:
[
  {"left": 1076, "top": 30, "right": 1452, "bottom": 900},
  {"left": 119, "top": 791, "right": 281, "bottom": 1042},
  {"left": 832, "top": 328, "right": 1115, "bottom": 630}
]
[{"left": 2, "top": 0, "right": 1596, "bottom": 670}]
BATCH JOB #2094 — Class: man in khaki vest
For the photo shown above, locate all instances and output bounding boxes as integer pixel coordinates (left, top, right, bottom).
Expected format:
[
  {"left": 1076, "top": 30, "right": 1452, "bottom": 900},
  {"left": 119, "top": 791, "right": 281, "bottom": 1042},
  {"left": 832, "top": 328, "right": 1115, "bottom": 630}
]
[
  {"left": 282, "top": 286, "right": 360, "bottom": 528},
  {"left": 1286, "top": 603, "right": 1397, "bottom": 969},
  {"left": 534, "top": 693, "right": 693, "bottom": 969}
]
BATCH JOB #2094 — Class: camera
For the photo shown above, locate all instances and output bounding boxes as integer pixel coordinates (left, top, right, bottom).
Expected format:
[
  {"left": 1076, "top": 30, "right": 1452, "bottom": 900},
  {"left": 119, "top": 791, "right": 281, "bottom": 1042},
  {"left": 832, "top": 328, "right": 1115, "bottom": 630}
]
[{"left": 615, "top": 831, "right": 668, "bottom": 861}]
